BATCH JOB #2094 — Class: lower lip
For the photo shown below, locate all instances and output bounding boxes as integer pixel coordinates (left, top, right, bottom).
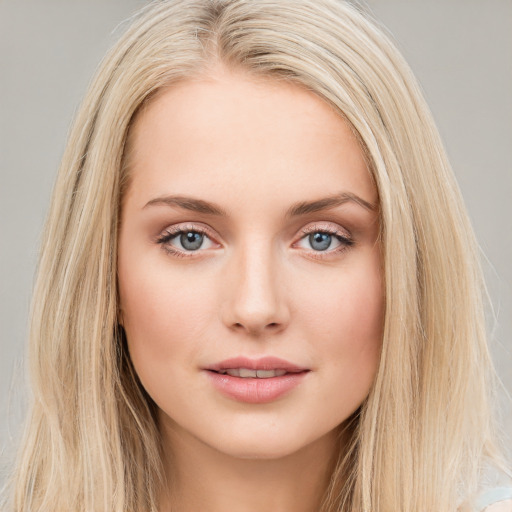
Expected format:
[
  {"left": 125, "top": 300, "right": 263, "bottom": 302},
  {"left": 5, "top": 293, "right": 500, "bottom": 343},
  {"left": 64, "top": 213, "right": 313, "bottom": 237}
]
[{"left": 205, "top": 371, "right": 309, "bottom": 404}]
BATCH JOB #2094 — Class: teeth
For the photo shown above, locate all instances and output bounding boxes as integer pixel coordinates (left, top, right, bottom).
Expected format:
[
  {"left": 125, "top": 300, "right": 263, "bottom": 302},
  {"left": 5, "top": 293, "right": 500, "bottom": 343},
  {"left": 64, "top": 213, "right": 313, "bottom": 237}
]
[
  {"left": 238, "top": 368, "right": 257, "bottom": 378},
  {"left": 220, "top": 368, "right": 287, "bottom": 378},
  {"left": 257, "top": 369, "right": 287, "bottom": 378}
]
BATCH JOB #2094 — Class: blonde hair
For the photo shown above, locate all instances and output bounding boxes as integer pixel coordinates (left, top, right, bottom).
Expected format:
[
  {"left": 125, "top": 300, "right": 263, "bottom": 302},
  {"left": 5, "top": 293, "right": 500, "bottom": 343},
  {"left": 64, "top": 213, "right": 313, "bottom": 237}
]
[{"left": 5, "top": 0, "right": 509, "bottom": 510}]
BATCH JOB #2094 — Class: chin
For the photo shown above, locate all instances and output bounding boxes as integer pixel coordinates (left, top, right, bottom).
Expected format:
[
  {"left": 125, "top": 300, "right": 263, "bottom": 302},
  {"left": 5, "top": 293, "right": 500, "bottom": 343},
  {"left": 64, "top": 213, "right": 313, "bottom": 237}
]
[
  {"left": 216, "top": 439, "right": 302, "bottom": 460},
  {"left": 201, "top": 423, "right": 336, "bottom": 462}
]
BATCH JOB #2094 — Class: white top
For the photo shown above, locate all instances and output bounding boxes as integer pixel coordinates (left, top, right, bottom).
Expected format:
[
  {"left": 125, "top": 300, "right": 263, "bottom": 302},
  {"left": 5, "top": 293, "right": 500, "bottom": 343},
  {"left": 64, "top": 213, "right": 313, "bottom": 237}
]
[{"left": 475, "top": 488, "right": 512, "bottom": 512}]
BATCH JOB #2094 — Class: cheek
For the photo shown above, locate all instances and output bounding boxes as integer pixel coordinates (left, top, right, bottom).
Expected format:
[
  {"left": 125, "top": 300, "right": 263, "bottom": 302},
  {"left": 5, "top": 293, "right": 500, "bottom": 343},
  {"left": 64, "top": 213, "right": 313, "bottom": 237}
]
[
  {"left": 303, "top": 254, "right": 382, "bottom": 334},
  {"left": 297, "top": 253, "right": 384, "bottom": 384},
  {"left": 117, "top": 254, "right": 217, "bottom": 381}
]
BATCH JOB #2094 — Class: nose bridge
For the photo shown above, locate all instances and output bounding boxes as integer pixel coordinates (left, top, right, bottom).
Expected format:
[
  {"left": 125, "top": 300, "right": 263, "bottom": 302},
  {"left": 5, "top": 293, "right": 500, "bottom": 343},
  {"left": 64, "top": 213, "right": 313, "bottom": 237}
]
[{"left": 224, "top": 235, "right": 288, "bottom": 335}]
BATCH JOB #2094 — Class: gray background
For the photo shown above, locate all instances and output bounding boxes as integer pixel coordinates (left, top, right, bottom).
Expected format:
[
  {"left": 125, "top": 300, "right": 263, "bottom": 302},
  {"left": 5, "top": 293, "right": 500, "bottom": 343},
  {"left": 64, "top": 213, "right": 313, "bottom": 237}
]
[{"left": 1, "top": 0, "right": 511, "bottom": 481}]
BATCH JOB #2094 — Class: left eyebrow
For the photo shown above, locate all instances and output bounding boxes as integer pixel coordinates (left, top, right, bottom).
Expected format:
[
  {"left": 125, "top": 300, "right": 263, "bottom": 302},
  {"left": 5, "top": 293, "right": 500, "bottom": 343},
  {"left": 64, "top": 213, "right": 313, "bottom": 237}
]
[{"left": 285, "top": 192, "right": 377, "bottom": 217}]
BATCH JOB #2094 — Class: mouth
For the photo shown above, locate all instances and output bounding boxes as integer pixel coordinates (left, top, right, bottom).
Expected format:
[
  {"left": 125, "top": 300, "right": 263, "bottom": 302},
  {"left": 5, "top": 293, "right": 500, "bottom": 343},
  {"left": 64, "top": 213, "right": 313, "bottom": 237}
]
[
  {"left": 207, "top": 367, "right": 310, "bottom": 380},
  {"left": 210, "top": 368, "right": 291, "bottom": 378},
  {"left": 204, "top": 356, "right": 310, "bottom": 403},
  {"left": 205, "top": 356, "right": 310, "bottom": 376}
]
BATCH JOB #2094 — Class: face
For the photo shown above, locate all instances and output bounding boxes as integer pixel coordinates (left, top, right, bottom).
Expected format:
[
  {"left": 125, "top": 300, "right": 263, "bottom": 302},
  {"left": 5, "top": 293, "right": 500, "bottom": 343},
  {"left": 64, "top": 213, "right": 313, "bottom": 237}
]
[{"left": 118, "top": 66, "right": 383, "bottom": 460}]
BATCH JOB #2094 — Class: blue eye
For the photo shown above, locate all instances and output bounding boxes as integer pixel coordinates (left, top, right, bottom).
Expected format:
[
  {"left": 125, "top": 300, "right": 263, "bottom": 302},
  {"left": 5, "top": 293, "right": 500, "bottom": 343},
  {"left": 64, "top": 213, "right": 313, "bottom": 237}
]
[
  {"left": 295, "top": 226, "right": 354, "bottom": 256},
  {"left": 156, "top": 223, "right": 353, "bottom": 260},
  {"left": 309, "top": 232, "right": 332, "bottom": 251},
  {"left": 179, "top": 231, "right": 204, "bottom": 251},
  {"left": 156, "top": 226, "right": 215, "bottom": 257}
]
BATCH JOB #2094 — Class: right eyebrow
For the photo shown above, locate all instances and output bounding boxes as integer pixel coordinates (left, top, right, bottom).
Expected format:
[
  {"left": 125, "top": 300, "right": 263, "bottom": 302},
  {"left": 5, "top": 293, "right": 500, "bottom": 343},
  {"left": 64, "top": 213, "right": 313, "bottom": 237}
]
[{"left": 143, "top": 195, "right": 228, "bottom": 216}]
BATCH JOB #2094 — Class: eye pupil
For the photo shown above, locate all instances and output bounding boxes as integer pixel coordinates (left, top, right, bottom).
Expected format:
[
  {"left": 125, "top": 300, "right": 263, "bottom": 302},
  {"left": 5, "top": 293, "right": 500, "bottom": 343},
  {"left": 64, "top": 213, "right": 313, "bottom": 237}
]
[
  {"left": 180, "top": 231, "right": 203, "bottom": 250},
  {"left": 309, "top": 232, "right": 331, "bottom": 251}
]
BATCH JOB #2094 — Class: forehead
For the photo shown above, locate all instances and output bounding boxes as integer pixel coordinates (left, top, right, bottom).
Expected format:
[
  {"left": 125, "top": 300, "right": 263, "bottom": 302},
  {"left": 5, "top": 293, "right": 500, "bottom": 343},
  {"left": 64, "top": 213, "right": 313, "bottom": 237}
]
[{"left": 123, "top": 68, "right": 377, "bottom": 213}]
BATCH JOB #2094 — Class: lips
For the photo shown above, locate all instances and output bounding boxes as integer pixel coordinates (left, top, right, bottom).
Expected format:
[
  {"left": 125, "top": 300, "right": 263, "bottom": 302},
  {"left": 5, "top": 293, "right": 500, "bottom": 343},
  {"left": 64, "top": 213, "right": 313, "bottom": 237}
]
[
  {"left": 204, "top": 356, "right": 310, "bottom": 403},
  {"left": 206, "top": 356, "right": 308, "bottom": 373},
  {"left": 216, "top": 368, "right": 287, "bottom": 378}
]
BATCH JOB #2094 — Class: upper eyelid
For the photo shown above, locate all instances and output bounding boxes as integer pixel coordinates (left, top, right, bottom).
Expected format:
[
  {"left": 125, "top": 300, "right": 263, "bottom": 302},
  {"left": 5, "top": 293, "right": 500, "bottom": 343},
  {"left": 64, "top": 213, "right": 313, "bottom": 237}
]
[
  {"left": 158, "top": 221, "right": 349, "bottom": 241},
  {"left": 298, "top": 222, "right": 351, "bottom": 237},
  {"left": 156, "top": 221, "right": 352, "bottom": 256},
  {"left": 158, "top": 222, "right": 217, "bottom": 239}
]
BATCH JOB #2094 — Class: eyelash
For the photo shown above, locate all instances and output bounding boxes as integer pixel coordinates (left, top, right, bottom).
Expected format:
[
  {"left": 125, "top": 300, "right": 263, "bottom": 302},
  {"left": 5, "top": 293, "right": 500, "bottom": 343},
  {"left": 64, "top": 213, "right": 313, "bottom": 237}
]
[
  {"left": 296, "top": 224, "right": 354, "bottom": 260},
  {"left": 155, "top": 223, "right": 216, "bottom": 259},
  {"left": 155, "top": 223, "right": 354, "bottom": 260}
]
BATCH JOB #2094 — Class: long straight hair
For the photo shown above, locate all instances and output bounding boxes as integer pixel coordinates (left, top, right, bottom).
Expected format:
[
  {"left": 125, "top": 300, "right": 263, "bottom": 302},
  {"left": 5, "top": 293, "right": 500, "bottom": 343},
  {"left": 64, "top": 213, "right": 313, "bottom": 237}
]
[{"left": 6, "top": 1, "right": 509, "bottom": 510}]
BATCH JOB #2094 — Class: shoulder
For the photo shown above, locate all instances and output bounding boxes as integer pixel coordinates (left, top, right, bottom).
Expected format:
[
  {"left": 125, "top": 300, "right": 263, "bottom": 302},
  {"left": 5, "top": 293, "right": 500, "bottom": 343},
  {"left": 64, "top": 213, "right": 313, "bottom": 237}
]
[{"left": 482, "top": 500, "right": 512, "bottom": 512}]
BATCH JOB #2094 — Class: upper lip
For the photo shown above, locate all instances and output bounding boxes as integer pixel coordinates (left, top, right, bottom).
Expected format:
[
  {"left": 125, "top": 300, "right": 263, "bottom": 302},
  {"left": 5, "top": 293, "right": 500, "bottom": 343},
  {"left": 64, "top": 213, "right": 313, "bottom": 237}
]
[{"left": 205, "top": 356, "right": 309, "bottom": 373}]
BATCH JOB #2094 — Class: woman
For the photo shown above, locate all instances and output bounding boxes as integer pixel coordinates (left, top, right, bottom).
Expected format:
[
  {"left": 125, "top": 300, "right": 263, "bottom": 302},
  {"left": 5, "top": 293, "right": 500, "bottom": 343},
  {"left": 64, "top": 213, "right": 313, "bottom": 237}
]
[{"left": 4, "top": 0, "right": 511, "bottom": 511}]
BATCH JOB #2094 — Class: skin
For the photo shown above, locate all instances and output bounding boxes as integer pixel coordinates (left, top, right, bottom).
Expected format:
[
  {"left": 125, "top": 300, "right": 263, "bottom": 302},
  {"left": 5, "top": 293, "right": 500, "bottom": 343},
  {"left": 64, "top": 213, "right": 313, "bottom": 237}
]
[
  {"left": 486, "top": 502, "right": 512, "bottom": 512},
  {"left": 118, "top": 65, "right": 384, "bottom": 512}
]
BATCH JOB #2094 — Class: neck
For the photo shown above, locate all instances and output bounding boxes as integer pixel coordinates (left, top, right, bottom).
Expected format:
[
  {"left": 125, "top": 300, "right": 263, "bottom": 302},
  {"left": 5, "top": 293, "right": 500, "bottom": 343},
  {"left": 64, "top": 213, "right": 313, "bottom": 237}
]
[{"left": 158, "top": 419, "right": 342, "bottom": 512}]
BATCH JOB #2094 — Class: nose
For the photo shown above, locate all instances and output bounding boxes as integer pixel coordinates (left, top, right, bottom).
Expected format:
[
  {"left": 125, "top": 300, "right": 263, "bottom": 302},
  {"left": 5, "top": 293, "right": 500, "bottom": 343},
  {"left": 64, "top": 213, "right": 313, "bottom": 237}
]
[{"left": 221, "top": 239, "right": 290, "bottom": 337}]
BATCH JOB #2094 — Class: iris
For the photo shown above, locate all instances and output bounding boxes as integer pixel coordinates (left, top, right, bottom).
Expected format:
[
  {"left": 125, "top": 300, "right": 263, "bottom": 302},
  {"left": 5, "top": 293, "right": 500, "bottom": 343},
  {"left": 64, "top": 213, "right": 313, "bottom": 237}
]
[
  {"left": 310, "top": 232, "right": 331, "bottom": 251},
  {"left": 181, "top": 232, "right": 204, "bottom": 250}
]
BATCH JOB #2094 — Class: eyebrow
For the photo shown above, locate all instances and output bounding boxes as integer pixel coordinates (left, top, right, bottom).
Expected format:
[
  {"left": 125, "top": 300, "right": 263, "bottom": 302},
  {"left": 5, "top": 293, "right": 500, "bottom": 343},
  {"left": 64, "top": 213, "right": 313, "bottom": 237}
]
[
  {"left": 144, "top": 195, "right": 227, "bottom": 215},
  {"left": 143, "top": 192, "right": 377, "bottom": 216},
  {"left": 286, "top": 192, "right": 377, "bottom": 216}
]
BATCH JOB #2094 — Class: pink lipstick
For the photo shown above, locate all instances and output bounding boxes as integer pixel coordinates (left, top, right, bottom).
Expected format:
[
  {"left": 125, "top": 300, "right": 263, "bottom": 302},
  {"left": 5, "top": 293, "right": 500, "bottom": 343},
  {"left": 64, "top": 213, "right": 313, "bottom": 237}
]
[{"left": 204, "top": 356, "right": 310, "bottom": 404}]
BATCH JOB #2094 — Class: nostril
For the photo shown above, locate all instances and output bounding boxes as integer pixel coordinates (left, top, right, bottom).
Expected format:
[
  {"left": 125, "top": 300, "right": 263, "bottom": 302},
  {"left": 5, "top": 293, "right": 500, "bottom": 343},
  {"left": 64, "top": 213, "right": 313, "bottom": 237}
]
[{"left": 233, "top": 322, "right": 281, "bottom": 330}]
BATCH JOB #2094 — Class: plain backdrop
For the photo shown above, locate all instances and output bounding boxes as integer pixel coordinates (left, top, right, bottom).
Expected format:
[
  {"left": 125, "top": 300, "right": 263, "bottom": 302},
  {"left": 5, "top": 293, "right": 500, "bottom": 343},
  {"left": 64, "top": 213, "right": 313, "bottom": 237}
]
[{"left": 1, "top": 0, "right": 511, "bottom": 481}]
